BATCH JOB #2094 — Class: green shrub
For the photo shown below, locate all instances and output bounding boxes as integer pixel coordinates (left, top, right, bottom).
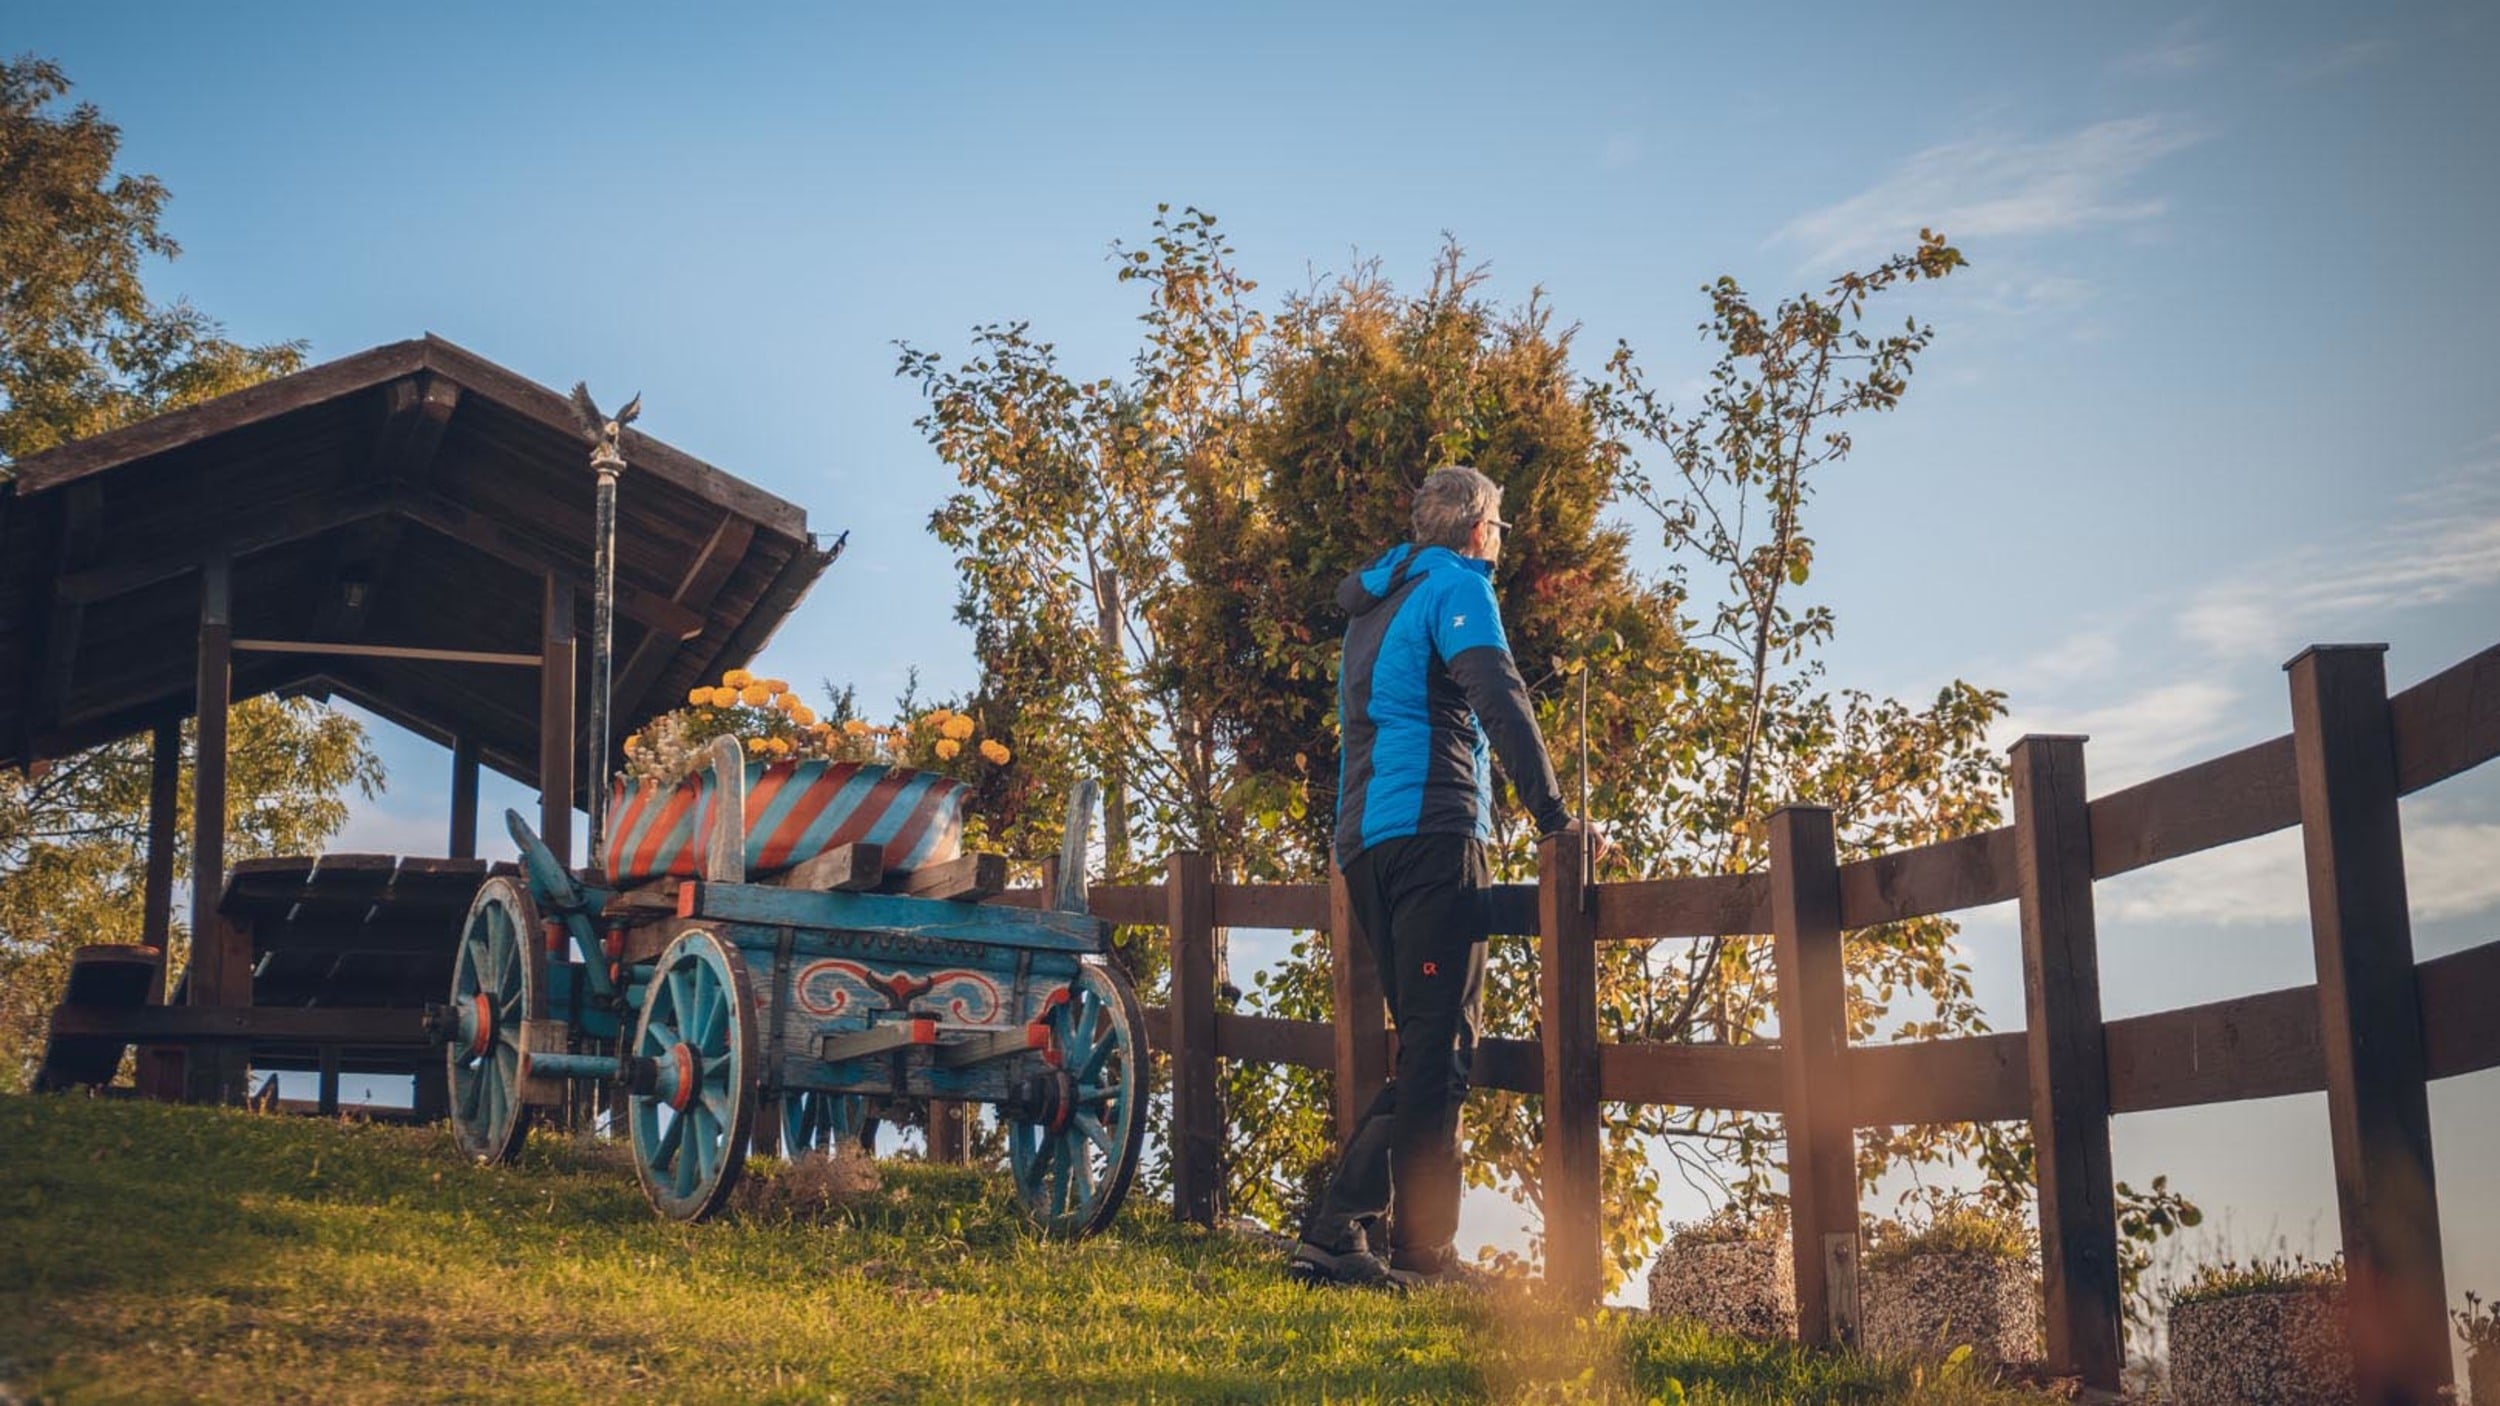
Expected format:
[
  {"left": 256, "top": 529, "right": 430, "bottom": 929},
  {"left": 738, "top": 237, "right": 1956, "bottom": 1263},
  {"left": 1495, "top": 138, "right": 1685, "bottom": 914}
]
[
  {"left": 2455, "top": 1290, "right": 2500, "bottom": 1352},
  {"left": 1864, "top": 1199, "right": 2035, "bottom": 1270},
  {"left": 1669, "top": 1204, "right": 1788, "bottom": 1248},
  {"left": 2169, "top": 1252, "right": 2343, "bottom": 1310}
]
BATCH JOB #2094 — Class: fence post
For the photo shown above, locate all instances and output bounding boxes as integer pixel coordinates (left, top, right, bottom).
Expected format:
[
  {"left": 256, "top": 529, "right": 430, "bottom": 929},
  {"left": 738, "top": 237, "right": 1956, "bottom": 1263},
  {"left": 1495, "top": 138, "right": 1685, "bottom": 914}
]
[
  {"left": 2009, "top": 735, "right": 2123, "bottom": 1392},
  {"left": 2285, "top": 644, "right": 2450, "bottom": 1404},
  {"left": 1538, "top": 829, "right": 1602, "bottom": 1303},
  {"left": 1326, "top": 868, "right": 1387, "bottom": 1146},
  {"left": 1166, "top": 851, "right": 1222, "bottom": 1225},
  {"left": 1770, "top": 805, "right": 1859, "bottom": 1349}
]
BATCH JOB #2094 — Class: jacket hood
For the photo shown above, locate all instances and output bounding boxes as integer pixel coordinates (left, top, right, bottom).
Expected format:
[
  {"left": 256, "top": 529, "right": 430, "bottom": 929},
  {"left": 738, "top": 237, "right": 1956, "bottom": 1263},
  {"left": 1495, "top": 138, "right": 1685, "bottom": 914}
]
[{"left": 1336, "top": 544, "right": 1488, "bottom": 617}]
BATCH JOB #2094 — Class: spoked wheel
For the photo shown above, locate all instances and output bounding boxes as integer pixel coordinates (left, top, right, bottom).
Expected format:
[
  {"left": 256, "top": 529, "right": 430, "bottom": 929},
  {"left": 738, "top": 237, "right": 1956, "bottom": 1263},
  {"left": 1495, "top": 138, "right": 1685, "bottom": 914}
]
[
  {"left": 782, "top": 1090, "right": 878, "bottom": 1157},
  {"left": 629, "top": 928, "right": 758, "bottom": 1221},
  {"left": 1007, "top": 959, "right": 1148, "bottom": 1237},
  {"left": 447, "top": 877, "right": 540, "bottom": 1164}
]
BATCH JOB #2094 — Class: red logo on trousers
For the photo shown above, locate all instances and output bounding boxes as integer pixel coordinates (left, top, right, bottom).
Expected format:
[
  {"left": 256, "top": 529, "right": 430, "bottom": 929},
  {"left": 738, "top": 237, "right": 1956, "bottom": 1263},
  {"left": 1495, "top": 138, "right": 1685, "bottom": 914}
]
[{"left": 1421, "top": 961, "right": 1439, "bottom": 977}]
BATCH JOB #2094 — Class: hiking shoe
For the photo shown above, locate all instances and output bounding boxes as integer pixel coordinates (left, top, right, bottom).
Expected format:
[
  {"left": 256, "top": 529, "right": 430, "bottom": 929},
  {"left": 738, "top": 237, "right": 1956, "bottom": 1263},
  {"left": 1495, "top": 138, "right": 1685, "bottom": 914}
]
[
  {"left": 1384, "top": 1245, "right": 1491, "bottom": 1292},
  {"left": 1286, "top": 1239, "right": 1396, "bottom": 1288}
]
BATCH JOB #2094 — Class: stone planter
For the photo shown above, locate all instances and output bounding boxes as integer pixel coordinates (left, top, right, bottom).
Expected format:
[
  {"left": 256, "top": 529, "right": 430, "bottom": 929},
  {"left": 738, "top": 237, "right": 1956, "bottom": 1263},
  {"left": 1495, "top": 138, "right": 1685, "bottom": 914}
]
[
  {"left": 1862, "top": 1250, "right": 2039, "bottom": 1367},
  {"left": 2166, "top": 1285, "right": 2349, "bottom": 1406},
  {"left": 1645, "top": 1237, "right": 1796, "bottom": 1339}
]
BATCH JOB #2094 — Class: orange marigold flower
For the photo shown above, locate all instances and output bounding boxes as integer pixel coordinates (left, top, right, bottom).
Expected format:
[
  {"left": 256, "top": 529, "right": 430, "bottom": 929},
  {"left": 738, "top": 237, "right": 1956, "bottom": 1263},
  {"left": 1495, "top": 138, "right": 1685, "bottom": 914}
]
[
  {"left": 934, "top": 738, "right": 962, "bottom": 761},
  {"left": 624, "top": 734, "right": 642, "bottom": 754},
  {"left": 842, "top": 718, "right": 871, "bottom": 736},
  {"left": 686, "top": 687, "right": 709, "bottom": 706},
  {"left": 722, "top": 668, "right": 754, "bottom": 688},
  {"left": 979, "top": 739, "right": 1011, "bottom": 765},
  {"left": 739, "top": 683, "right": 772, "bottom": 707},
  {"left": 710, "top": 686, "right": 740, "bottom": 708},
  {"left": 764, "top": 678, "right": 790, "bottom": 695},
  {"left": 791, "top": 706, "right": 816, "bottom": 726},
  {"left": 744, "top": 737, "right": 770, "bottom": 755},
  {"left": 941, "top": 714, "right": 976, "bottom": 741}
]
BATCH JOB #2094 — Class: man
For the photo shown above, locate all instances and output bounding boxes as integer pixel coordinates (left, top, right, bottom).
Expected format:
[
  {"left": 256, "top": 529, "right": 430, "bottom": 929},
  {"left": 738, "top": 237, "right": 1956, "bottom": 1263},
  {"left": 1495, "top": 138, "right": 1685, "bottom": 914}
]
[{"left": 1290, "top": 464, "right": 1593, "bottom": 1290}]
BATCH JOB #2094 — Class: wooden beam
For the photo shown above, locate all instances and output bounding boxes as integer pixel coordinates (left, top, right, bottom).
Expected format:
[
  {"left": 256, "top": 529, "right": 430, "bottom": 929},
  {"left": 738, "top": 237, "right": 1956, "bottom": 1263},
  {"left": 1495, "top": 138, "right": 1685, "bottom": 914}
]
[
  {"left": 778, "top": 842, "right": 883, "bottom": 893},
  {"left": 449, "top": 737, "right": 480, "bottom": 861},
  {"left": 141, "top": 721, "right": 181, "bottom": 999},
  {"left": 1537, "top": 829, "right": 1603, "bottom": 1304},
  {"left": 1771, "top": 806, "right": 1858, "bottom": 1350},
  {"left": 1166, "top": 852, "right": 1221, "bottom": 1225},
  {"left": 48, "top": 1003, "right": 432, "bottom": 1045},
  {"left": 893, "top": 852, "right": 1008, "bottom": 902},
  {"left": 610, "top": 514, "right": 753, "bottom": 724},
  {"left": 2009, "top": 736, "right": 2122, "bottom": 1393},
  {"left": 9, "top": 340, "right": 429, "bottom": 495},
  {"left": 53, "top": 487, "right": 399, "bottom": 605},
  {"left": 2286, "top": 645, "right": 2451, "bottom": 1404},
  {"left": 186, "top": 556, "right": 244, "bottom": 1104},
  {"left": 309, "top": 372, "right": 465, "bottom": 641},
  {"left": 33, "top": 480, "right": 106, "bottom": 731},
  {"left": 1326, "top": 868, "right": 1386, "bottom": 1146},
  {"left": 539, "top": 576, "right": 577, "bottom": 867},
  {"left": 394, "top": 489, "right": 704, "bottom": 641},
  {"left": 233, "top": 639, "right": 541, "bottom": 667}
]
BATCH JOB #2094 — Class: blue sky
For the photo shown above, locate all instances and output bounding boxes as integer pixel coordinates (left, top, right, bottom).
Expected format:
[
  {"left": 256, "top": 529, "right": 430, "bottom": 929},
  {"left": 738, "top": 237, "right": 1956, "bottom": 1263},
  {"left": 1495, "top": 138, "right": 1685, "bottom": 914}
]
[{"left": 18, "top": 0, "right": 2497, "bottom": 1338}]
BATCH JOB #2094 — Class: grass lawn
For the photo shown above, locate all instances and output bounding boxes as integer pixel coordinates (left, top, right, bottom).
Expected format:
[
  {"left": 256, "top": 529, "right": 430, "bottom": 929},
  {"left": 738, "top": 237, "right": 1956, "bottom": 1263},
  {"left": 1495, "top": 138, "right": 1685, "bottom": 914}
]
[{"left": 2, "top": 1094, "right": 2059, "bottom": 1404}]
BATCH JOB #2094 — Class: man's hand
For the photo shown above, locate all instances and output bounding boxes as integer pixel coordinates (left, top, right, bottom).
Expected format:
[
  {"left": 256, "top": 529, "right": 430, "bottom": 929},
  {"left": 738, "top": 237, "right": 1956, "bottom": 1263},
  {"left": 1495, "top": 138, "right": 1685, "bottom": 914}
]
[{"left": 1547, "top": 816, "right": 1612, "bottom": 868}]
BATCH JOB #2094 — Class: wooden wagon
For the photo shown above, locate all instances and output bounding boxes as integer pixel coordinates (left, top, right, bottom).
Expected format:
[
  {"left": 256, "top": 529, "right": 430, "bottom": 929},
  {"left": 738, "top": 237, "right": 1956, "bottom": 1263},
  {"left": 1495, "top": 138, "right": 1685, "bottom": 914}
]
[{"left": 432, "top": 739, "right": 1145, "bottom": 1233}]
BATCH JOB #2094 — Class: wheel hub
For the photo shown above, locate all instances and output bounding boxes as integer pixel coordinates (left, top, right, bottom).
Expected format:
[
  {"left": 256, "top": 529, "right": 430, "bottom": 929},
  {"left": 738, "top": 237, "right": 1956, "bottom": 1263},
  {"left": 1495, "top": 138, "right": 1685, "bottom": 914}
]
[
  {"left": 662, "top": 1043, "right": 698, "bottom": 1112},
  {"left": 465, "top": 993, "right": 496, "bottom": 1057},
  {"left": 1008, "top": 1067, "right": 1080, "bottom": 1134}
]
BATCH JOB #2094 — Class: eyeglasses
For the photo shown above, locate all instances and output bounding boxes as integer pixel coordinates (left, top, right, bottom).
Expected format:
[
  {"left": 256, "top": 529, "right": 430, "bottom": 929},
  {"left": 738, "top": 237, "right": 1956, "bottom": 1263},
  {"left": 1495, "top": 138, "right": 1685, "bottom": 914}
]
[{"left": 1484, "top": 516, "right": 1512, "bottom": 533}]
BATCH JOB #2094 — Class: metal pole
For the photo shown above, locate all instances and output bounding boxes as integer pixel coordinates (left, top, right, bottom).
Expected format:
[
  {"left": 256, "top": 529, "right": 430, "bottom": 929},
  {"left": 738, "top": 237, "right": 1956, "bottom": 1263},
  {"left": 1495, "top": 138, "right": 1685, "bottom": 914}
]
[
  {"left": 568, "top": 383, "right": 637, "bottom": 865},
  {"left": 588, "top": 455, "right": 619, "bottom": 859}
]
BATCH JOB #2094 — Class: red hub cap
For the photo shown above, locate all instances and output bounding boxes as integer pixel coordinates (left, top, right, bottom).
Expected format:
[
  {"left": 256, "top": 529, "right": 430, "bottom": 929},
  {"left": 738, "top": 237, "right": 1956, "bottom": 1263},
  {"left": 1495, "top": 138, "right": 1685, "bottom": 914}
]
[
  {"left": 666, "top": 1043, "right": 698, "bottom": 1112},
  {"left": 467, "top": 993, "right": 496, "bottom": 1057}
]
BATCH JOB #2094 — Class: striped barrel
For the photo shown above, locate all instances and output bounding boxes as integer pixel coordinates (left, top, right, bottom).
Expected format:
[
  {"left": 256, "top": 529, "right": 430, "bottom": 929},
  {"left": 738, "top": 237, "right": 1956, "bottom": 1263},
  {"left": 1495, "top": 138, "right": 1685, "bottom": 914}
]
[{"left": 602, "top": 760, "right": 969, "bottom": 885}]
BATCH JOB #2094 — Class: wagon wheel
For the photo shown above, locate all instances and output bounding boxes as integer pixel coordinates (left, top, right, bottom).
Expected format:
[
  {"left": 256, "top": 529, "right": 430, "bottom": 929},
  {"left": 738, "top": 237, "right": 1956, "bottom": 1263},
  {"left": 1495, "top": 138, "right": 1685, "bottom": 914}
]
[
  {"left": 628, "top": 928, "right": 758, "bottom": 1221},
  {"left": 447, "top": 877, "right": 541, "bottom": 1164},
  {"left": 782, "top": 1090, "right": 878, "bottom": 1157},
  {"left": 1007, "top": 960, "right": 1148, "bottom": 1237}
]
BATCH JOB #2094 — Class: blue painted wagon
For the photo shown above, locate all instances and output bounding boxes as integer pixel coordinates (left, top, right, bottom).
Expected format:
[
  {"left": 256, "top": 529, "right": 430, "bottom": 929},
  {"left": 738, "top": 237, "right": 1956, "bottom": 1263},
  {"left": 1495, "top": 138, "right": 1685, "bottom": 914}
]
[{"left": 431, "top": 739, "right": 1144, "bottom": 1233}]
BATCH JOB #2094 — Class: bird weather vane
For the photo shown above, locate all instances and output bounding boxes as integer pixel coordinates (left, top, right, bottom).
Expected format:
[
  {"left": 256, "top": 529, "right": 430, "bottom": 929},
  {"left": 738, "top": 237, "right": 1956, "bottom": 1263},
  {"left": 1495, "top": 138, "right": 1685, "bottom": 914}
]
[{"left": 568, "top": 382, "right": 640, "bottom": 480}]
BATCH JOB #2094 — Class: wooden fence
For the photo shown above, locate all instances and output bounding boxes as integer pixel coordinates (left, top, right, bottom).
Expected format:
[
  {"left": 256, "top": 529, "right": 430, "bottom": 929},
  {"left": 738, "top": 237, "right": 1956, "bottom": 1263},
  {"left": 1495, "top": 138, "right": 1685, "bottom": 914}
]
[{"left": 1080, "top": 641, "right": 2500, "bottom": 1400}]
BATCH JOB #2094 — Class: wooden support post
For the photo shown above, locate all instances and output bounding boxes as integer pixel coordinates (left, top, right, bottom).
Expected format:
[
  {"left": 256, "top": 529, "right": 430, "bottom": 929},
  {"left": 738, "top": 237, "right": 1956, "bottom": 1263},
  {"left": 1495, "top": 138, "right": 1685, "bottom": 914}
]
[
  {"left": 185, "top": 558, "right": 249, "bottom": 1105},
  {"left": 1326, "top": 867, "right": 1387, "bottom": 1147},
  {"left": 2010, "top": 735, "right": 2122, "bottom": 1391},
  {"left": 411, "top": 1062, "right": 448, "bottom": 1124},
  {"left": 317, "top": 1046, "right": 342, "bottom": 1118},
  {"left": 449, "top": 736, "right": 480, "bottom": 860},
  {"left": 141, "top": 721, "right": 180, "bottom": 999},
  {"left": 539, "top": 576, "right": 577, "bottom": 868},
  {"left": 927, "top": 1099, "right": 967, "bottom": 1165},
  {"left": 1771, "top": 805, "right": 1858, "bottom": 1349},
  {"left": 1537, "top": 829, "right": 1602, "bottom": 1303},
  {"left": 2285, "top": 645, "right": 2451, "bottom": 1404},
  {"left": 1167, "top": 852, "right": 1221, "bottom": 1225}
]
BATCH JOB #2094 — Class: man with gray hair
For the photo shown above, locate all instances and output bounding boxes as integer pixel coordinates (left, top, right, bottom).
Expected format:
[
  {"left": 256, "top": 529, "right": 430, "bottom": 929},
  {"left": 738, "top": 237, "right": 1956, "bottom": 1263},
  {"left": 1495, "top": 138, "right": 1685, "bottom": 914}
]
[{"left": 1289, "top": 464, "right": 1595, "bottom": 1290}]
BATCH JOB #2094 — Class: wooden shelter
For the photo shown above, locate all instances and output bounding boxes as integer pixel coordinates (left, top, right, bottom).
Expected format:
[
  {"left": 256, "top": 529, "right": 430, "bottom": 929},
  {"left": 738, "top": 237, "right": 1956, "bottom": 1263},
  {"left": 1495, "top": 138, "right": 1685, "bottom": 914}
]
[{"left": 7, "top": 334, "right": 837, "bottom": 1102}]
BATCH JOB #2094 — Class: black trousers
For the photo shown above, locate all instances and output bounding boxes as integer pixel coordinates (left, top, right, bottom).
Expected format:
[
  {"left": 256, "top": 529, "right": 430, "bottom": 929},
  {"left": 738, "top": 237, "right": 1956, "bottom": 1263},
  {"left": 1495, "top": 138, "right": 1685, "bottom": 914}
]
[{"left": 1302, "top": 832, "right": 1489, "bottom": 1263}]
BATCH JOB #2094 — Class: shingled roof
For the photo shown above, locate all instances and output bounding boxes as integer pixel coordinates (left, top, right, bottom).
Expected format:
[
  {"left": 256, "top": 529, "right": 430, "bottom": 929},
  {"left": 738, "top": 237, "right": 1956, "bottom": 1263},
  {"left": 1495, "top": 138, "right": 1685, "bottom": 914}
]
[{"left": 0, "top": 334, "right": 838, "bottom": 796}]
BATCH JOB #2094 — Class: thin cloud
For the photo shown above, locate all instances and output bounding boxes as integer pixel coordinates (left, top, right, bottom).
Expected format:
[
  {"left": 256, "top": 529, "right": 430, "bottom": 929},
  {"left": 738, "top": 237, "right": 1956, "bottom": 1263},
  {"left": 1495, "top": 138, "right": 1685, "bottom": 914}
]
[
  {"left": 2176, "top": 459, "right": 2500, "bottom": 661},
  {"left": 1773, "top": 116, "right": 2206, "bottom": 270},
  {"left": 2279, "top": 38, "right": 2398, "bottom": 85},
  {"left": 2103, "top": 820, "right": 2500, "bottom": 927},
  {"left": 2119, "top": 18, "right": 2221, "bottom": 77},
  {"left": 1996, "top": 678, "right": 2244, "bottom": 793}
]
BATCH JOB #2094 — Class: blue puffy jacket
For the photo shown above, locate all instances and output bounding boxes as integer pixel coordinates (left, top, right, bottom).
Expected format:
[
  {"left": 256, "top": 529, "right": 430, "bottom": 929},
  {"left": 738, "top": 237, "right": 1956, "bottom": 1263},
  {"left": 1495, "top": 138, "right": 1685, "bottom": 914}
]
[{"left": 1333, "top": 543, "right": 1569, "bottom": 869}]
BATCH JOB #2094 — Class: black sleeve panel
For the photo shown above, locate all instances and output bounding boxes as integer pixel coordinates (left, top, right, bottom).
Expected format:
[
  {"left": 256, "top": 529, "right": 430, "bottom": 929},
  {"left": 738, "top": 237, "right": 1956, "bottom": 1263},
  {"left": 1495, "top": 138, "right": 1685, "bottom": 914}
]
[{"left": 1446, "top": 643, "right": 1573, "bottom": 835}]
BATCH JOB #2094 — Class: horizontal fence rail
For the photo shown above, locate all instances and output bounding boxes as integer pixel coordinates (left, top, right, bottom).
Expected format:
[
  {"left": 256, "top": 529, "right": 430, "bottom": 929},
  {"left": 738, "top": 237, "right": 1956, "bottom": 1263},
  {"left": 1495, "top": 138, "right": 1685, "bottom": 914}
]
[{"left": 1107, "top": 639, "right": 2498, "bottom": 1399}]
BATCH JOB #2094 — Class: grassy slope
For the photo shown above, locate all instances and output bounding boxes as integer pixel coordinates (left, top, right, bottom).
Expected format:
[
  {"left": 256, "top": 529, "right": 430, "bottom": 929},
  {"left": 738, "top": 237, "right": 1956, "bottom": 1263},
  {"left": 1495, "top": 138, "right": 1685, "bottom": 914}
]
[{"left": 2, "top": 1096, "right": 2052, "bottom": 1405}]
